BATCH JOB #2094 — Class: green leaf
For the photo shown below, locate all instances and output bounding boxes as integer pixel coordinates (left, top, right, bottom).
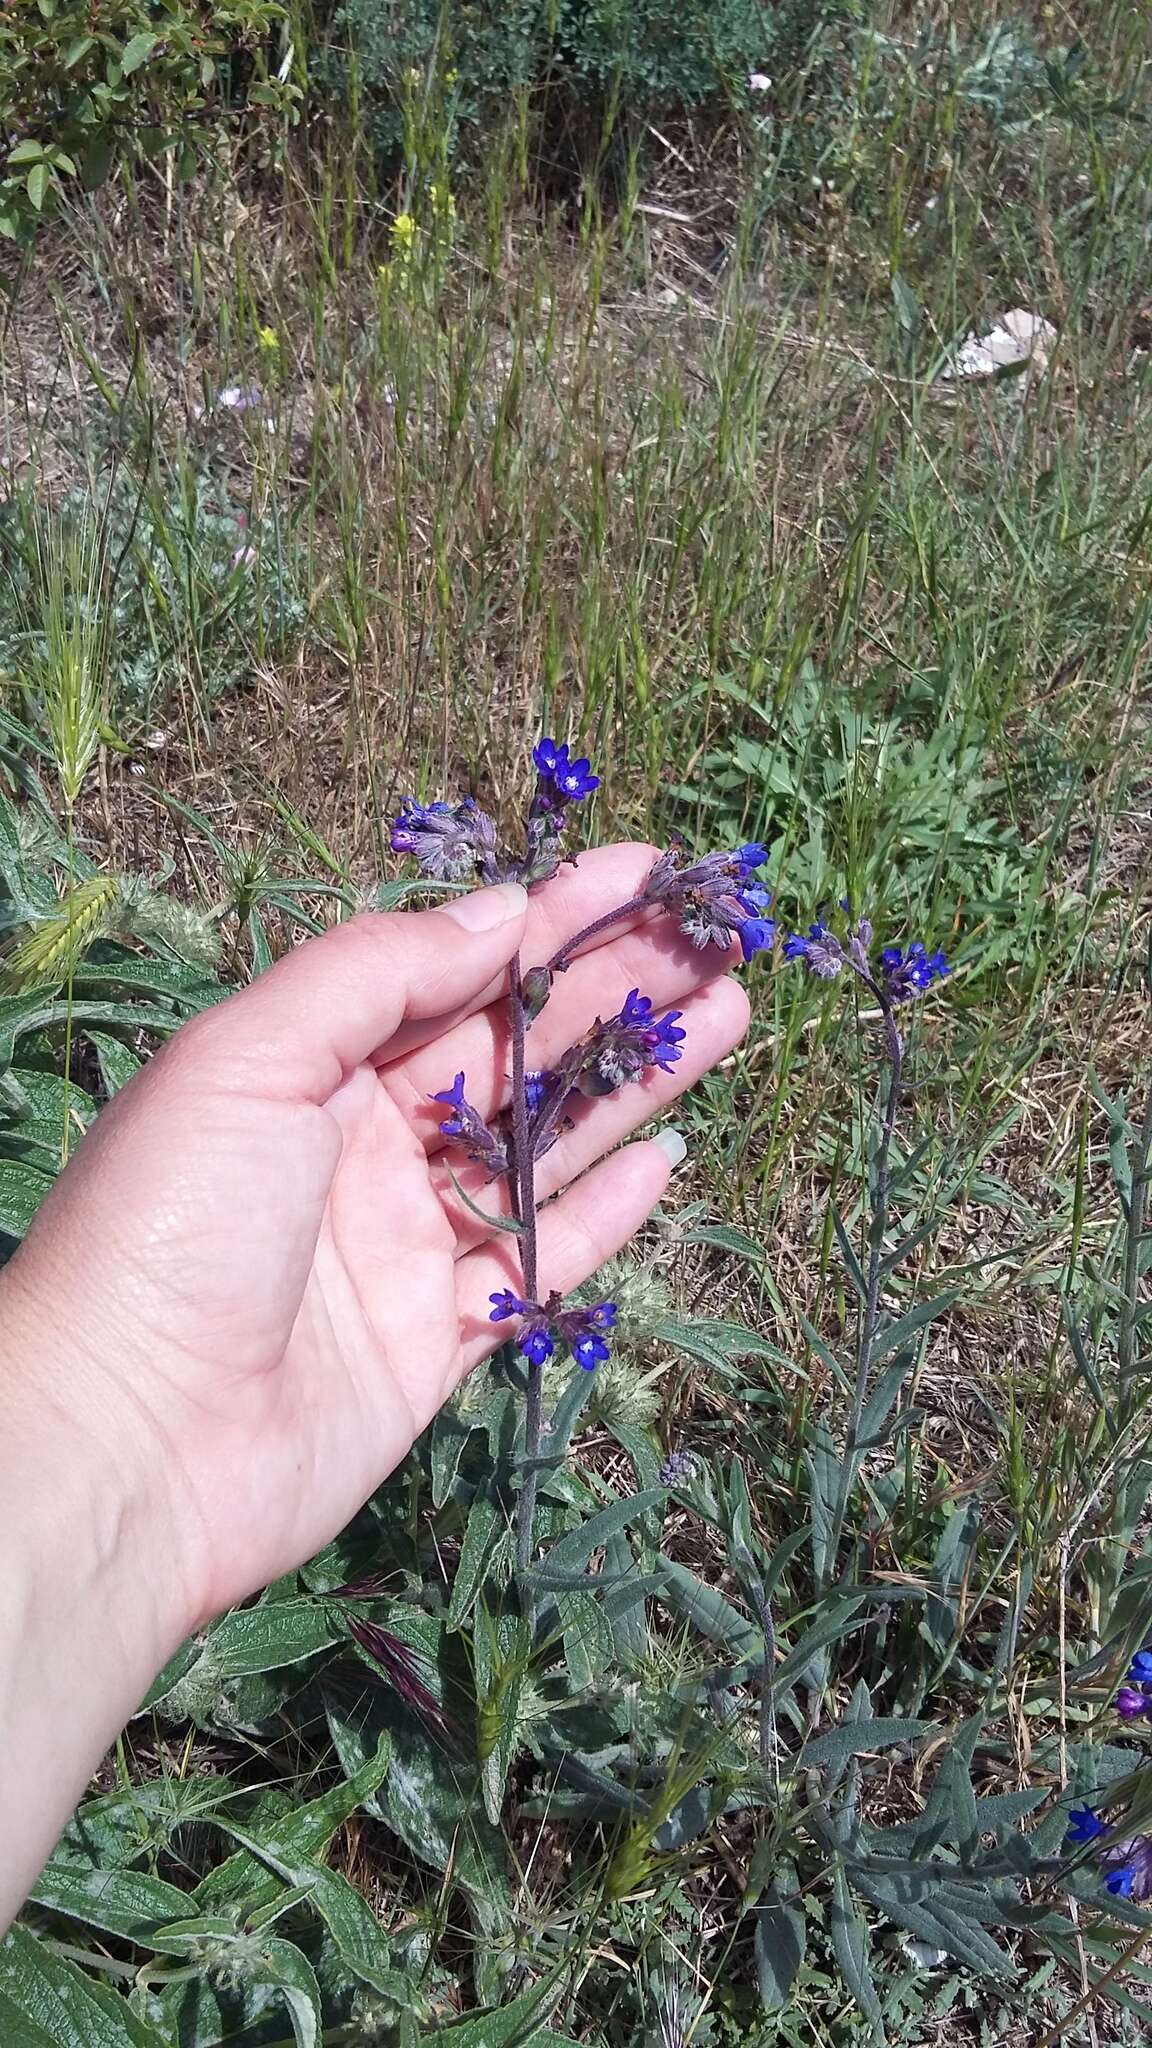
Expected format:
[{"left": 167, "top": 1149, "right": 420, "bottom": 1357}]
[
  {"left": 197, "top": 1737, "right": 392, "bottom": 1910},
  {"left": 537, "top": 1488, "right": 666, "bottom": 1580},
  {"left": 119, "top": 30, "right": 159, "bottom": 73},
  {"left": 5, "top": 142, "right": 47, "bottom": 166},
  {"left": 803, "top": 1716, "right": 930, "bottom": 1770},
  {"left": 0, "top": 1927, "right": 164, "bottom": 2047},
  {"left": 244, "top": 1936, "right": 322, "bottom": 2048},
  {"left": 28, "top": 1863, "right": 192, "bottom": 1942},
  {"left": 199, "top": 1597, "right": 344, "bottom": 1675},
  {"left": 84, "top": 1030, "right": 141, "bottom": 1096},
  {"left": 0, "top": 1159, "right": 54, "bottom": 1236},
  {"left": 423, "top": 1966, "right": 564, "bottom": 2042},
  {"left": 448, "top": 1496, "right": 511, "bottom": 1630},
  {"left": 656, "top": 1557, "right": 761, "bottom": 1657},
  {"left": 849, "top": 1868, "right": 1012, "bottom": 1977},
  {"left": 755, "top": 1879, "right": 806, "bottom": 2013},
  {"left": 324, "top": 1662, "right": 508, "bottom": 1898},
  {"left": 870, "top": 1289, "right": 961, "bottom": 1364},
  {"left": 25, "top": 164, "right": 50, "bottom": 212},
  {"left": 829, "top": 1866, "right": 884, "bottom": 2035}
]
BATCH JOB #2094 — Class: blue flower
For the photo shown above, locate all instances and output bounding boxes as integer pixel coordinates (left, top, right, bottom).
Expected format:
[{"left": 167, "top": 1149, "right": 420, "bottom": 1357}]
[
  {"left": 432, "top": 1072, "right": 468, "bottom": 1137},
  {"left": 650, "top": 1009, "right": 686, "bottom": 1070},
  {"left": 881, "top": 940, "right": 949, "bottom": 1002},
  {"left": 432, "top": 1076, "right": 509, "bottom": 1179},
  {"left": 737, "top": 843, "right": 769, "bottom": 871},
  {"left": 573, "top": 1329, "right": 612, "bottom": 1370},
  {"left": 520, "top": 1325, "right": 556, "bottom": 1365},
  {"left": 533, "top": 736, "right": 599, "bottom": 802},
  {"left": 390, "top": 795, "right": 499, "bottom": 882},
  {"left": 1105, "top": 1863, "right": 1137, "bottom": 1899},
  {"left": 784, "top": 921, "right": 844, "bottom": 978},
  {"left": 525, "top": 1070, "right": 555, "bottom": 1116},
  {"left": 560, "top": 1300, "right": 617, "bottom": 1372},
  {"left": 488, "top": 1290, "right": 555, "bottom": 1365},
  {"left": 738, "top": 916, "right": 776, "bottom": 961},
  {"left": 489, "top": 1289, "right": 534, "bottom": 1323},
  {"left": 1129, "top": 1650, "right": 1152, "bottom": 1685},
  {"left": 1066, "top": 1806, "right": 1107, "bottom": 1846}
]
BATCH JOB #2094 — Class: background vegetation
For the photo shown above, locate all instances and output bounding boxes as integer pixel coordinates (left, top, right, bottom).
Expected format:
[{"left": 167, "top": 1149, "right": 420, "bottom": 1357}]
[{"left": 1, "top": 0, "right": 1151, "bottom": 2041}]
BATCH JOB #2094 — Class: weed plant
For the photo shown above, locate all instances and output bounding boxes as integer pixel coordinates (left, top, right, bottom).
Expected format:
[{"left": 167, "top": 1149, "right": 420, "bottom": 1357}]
[{"left": 1, "top": 2, "right": 1151, "bottom": 2040}]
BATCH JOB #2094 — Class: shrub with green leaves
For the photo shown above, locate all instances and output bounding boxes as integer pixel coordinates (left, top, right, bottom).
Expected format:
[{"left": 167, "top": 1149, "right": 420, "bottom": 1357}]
[
  {"left": 324, "top": 0, "right": 847, "bottom": 159},
  {"left": 0, "top": 0, "right": 294, "bottom": 241}
]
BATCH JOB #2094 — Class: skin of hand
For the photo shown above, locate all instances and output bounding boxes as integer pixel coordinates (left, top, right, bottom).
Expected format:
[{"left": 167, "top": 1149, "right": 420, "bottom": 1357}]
[{"left": 0, "top": 842, "right": 749, "bottom": 1926}]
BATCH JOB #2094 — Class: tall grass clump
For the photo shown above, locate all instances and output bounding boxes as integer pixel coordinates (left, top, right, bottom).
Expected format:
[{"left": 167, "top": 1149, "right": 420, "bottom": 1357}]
[{"left": 0, "top": 0, "right": 1150, "bottom": 2038}]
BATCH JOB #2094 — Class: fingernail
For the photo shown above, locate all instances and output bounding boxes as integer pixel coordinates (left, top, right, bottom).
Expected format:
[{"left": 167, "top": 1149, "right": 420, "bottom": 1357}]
[
  {"left": 652, "top": 1127, "right": 688, "bottom": 1168},
  {"left": 440, "top": 883, "right": 528, "bottom": 931}
]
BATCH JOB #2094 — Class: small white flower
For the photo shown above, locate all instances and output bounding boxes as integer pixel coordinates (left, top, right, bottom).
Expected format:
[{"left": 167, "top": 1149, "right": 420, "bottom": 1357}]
[
  {"left": 748, "top": 71, "right": 772, "bottom": 92},
  {"left": 230, "top": 544, "right": 257, "bottom": 571}
]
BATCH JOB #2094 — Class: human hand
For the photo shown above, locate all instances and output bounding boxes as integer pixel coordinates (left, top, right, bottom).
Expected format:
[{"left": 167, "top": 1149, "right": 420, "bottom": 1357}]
[{"left": 3, "top": 844, "right": 749, "bottom": 1638}]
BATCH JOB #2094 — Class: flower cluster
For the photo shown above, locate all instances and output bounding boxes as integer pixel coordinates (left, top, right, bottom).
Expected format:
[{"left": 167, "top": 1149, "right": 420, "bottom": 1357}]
[
  {"left": 572, "top": 988, "right": 686, "bottom": 1095},
  {"left": 389, "top": 797, "right": 499, "bottom": 885},
  {"left": 784, "top": 912, "right": 948, "bottom": 1004},
  {"left": 644, "top": 844, "right": 775, "bottom": 961},
  {"left": 431, "top": 1074, "right": 508, "bottom": 1180},
  {"left": 1115, "top": 1647, "right": 1152, "bottom": 1722},
  {"left": 390, "top": 735, "right": 599, "bottom": 894},
  {"left": 490, "top": 1289, "right": 617, "bottom": 1371},
  {"left": 1066, "top": 1806, "right": 1152, "bottom": 1901}
]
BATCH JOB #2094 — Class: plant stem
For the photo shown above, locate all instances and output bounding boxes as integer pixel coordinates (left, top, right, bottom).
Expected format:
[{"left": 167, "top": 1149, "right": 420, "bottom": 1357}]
[
  {"left": 1117, "top": 1080, "right": 1152, "bottom": 1390},
  {"left": 543, "top": 893, "right": 650, "bottom": 977},
  {"left": 830, "top": 1003, "right": 903, "bottom": 1566},
  {"left": 509, "top": 951, "right": 545, "bottom": 1578}
]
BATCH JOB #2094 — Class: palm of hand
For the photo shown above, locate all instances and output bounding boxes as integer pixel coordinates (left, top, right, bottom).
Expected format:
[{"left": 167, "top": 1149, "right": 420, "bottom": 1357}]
[{"left": 16, "top": 848, "right": 747, "bottom": 1623}]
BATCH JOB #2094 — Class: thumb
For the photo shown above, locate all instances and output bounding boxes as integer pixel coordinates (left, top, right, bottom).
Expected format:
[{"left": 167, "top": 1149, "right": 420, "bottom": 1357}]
[{"left": 172, "top": 883, "right": 529, "bottom": 1103}]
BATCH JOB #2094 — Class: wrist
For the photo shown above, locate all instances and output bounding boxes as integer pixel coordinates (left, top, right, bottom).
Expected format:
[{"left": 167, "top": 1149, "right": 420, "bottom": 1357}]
[{"left": 0, "top": 1254, "right": 198, "bottom": 1671}]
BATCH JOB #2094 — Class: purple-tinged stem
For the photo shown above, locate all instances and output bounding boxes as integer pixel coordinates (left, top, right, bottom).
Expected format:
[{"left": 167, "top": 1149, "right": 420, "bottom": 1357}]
[
  {"left": 509, "top": 953, "right": 545, "bottom": 1579},
  {"left": 828, "top": 985, "right": 904, "bottom": 1569},
  {"left": 544, "top": 894, "right": 651, "bottom": 978}
]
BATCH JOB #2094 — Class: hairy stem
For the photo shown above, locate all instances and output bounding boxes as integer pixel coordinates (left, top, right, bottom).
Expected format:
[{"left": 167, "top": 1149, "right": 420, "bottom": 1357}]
[
  {"left": 510, "top": 952, "right": 545, "bottom": 1579},
  {"left": 544, "top": 894, "right": 650, "bottom": 978},
  {"left": 830, "top": 1002, "right": 903, "bottom": 1567}
]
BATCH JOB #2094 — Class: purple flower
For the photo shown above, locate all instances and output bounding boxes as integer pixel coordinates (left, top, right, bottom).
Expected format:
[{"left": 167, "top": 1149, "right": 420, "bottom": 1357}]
[
  {"left": 660, "top": 1449, "right": 699, "bottom": 1485},
  {"left": 556, "top": 1299, "right": 617, "bottom": 1372},
  {"left": 880, "top": 941, "right": 949, "bottom": 1003},
  {"left": 432, "top": 1074, "right": 508, "bottom": 1179},
  {"left": 1066, "top": 1806, "right": 1107, "bottom": 1846},
  {"left": 573, "top": 988, "right": 687, "bottom": 1094},
  {"left": 1129, "top": 1650, "right": 1152, "bottom": 1685},
  {"left": 784, "top": 921, "right": 845, "bottom": 978},
  {"left": 488, "top": 1289, "right": 616, "bottom": 1371},
  {"left": 525, "top": 1070, "right": 554, "bottom": 1115},
  {"left": 489, "top": 1290, "right": 555, "bottom": 1365},
  {"left": 390, "top": 796, "right": 499, "bottom": 884},
  {"left": 1116, "top": 1685, "right": 1152, "bottom": 1721},
  {"left": 533, "top": 736, "right": 599, "bottom": 802},
  {"left": 644, "top": 845, "right": 775, "bottom": 960},
  {"left": 1065, "top": 1806, "right": 1152, "bottom": 1901}
]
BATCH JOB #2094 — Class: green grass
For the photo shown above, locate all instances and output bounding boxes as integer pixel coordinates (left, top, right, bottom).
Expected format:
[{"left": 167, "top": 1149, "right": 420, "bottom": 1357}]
[{"left": 2, "top": 2, "right": 1152, "bottom": 2041}]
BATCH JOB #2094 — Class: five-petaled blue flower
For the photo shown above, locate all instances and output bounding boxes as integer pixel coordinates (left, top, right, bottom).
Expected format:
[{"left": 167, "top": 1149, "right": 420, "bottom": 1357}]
[
  {"left": 1129, "top": 1650, "right": 1152, "bottom": 1685},
  {"left": 533, "top": 737, "right": 600, "bottom": 802},
  {"left": 566, "top": 1301, "right": 617, "bottom": 1371},
  {"left": 489, "top": 1290, "right": 555, "bottom": 1365},
  {"left": 1105, "top": 1863, "right": 1137, "bottom": 1899}
]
